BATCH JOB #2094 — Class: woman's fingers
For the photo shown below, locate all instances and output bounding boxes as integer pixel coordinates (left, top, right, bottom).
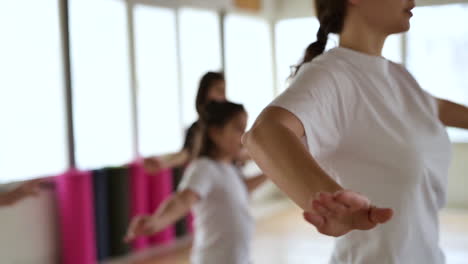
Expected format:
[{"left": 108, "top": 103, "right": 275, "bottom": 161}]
[
  {"left": 306, "top": 190, "right": 394, "bottom": 236},
  {"left": 312, "top": 199, "right": 331, "bottom": 216},
  {"left": 317, "top": 192, "right": 348, "bottom": 217},
  {"left": 369, "top": 207, "right": 394, "bottom": 224},
  {"left": 303, "top": 212, "right": 325, "bottom": 228},
  {"left": 333, "top": 190, "right": 370, "bottom": 211},
  {"left": 348, "top": 205, "right": 393, "bottom": 230}
]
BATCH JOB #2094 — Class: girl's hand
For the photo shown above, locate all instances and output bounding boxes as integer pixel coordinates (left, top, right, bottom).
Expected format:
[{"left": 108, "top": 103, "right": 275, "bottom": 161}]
[
  {"left": 143, "top": 157, "right": 163, "bottom": 174},
  {"left": 124, "top": 215, "right": 160, "bottom": 243},
  {"left": 303, "top": 190, "right": 393, "bottom": 237},
  {"left": 11, "top": 179, "right": 42, "bottom": 202}
]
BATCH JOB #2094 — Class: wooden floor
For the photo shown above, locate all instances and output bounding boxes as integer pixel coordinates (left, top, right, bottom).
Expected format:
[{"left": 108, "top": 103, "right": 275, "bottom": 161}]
[{"left": 111, "top": 204, "right": 468, "bottom": 264}]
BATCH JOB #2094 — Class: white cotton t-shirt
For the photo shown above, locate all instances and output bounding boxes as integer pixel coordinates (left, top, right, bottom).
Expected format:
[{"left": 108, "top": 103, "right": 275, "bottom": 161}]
[
  {"left": 271, "top": 47, "right": 452, "bottom": 264},
  {"left": 178, "top": 158, "right": 254, "bottom": 264}
]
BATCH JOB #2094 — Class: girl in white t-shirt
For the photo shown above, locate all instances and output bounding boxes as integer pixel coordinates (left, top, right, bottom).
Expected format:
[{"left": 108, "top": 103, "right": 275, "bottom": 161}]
[
  {"left": 244, "top": 0, "right": 468, "bottom": 263},
  {"left": 125, "top": 101, "right": 267, "bottom": 264}
]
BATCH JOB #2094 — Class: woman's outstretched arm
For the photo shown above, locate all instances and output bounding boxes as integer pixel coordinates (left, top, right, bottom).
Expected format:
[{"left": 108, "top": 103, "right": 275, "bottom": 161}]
[
  {"left": 243, "top": 106, "right": 342, "bottom": 210},
  {"left": 438, "top": 99, "right": 468, "bottom": 129},
  {"left": 243, "top": 106, "right": 393, "bottom": 237}
]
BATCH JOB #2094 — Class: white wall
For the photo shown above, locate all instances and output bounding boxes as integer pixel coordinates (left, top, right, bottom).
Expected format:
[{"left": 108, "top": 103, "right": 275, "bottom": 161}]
[
  {"left": 447, "top": 143, "right": 468, "bottom": 209},
  {"left": 275, "top": 0, "right": 315, "bottom": 20},
  {"left": 132, "top": 0, "right": 231, "bottom": 9},
  {"left": 274, "top": 0, "right": 468, "bottom": 20},
  {"left": 0, "top": 189, "right": 60, "bottom": 264}
]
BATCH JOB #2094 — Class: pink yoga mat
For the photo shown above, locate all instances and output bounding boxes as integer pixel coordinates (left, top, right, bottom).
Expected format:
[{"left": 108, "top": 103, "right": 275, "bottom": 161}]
[
  {"left": 148, "top": 168, "right": 175, "bottom": 245},
  {"left": 56, "top": 169, "right": 97, "bottom": 264},
  {"left": 129, "top": 161, "right": 150, "bottom": 251}
]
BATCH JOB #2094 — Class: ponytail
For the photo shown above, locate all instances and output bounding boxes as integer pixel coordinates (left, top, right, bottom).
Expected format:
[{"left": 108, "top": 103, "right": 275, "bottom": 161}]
[{"left": 292, "top": 0, "right": 347, "bottom": 76}]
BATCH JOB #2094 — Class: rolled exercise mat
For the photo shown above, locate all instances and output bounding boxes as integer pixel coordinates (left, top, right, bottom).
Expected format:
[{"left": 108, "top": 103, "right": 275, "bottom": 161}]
[
  {"left": 148, "top": 168, "right": 175, "bottom": 245},
  {"left": 92, "top": 169, "right": 111, "bottom": 260},
  {"left": 106, "top": 167, "right": 131, "bottom": 257},
  {"left": 128, "top": 161, "right": 150, "bottom": 251},
  {"left": 56, "top": 169, "right": 97, "bottom": 264}
]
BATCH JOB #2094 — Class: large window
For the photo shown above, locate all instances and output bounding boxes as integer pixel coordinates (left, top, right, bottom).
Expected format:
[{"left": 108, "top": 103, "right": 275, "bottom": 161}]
[
  {"left": 70, "top": 0, "right": 134, "bottom": 169},
  {"left": 407, "top": 4, "right": 468, "bottom": 142},
  {"left": 3, "top": 1, "right": 465, "bottom": 183},
  {"left": 275, "top": 18, "right": 320, "bottom": 93},
  {"left": 0, "top": 0, "right": 67, "bottom": 183},
  {"left": 225, "top": 14, "right": 274, "bottom": 128},
  {"left": 382, "top": 34, "right": 403, "bottom": 64},
  {"left": 134, "top": 5, "right": 183, "bottom": 156},
  {"left": 179, "top": 8, "right": 222, "bottom": 127}
]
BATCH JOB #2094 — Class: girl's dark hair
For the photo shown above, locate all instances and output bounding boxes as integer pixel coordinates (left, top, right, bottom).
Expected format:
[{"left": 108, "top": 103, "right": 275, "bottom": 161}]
[
  {"left": 195, "top": 71, "right": 225, "bottom": 114},
  {"left": 194, "top": 101, "right": 245, "bottom": 159},
  {"left": 293, "top": 0, "right": 347, "bottom": 76}
]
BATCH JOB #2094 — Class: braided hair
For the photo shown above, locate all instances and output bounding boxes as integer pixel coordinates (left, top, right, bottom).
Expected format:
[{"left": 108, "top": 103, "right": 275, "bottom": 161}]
[{"left": 293, "top": 0, "right": 347, "bottom": 75}]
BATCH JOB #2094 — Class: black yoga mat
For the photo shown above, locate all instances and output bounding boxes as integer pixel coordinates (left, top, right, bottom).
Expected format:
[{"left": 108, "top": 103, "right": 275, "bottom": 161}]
[
  {"left": 92, "top": 169, "right": 111, "bottom": 261},
  {"left": 106, "top": 167, "right": 131, "bottom": 258}
]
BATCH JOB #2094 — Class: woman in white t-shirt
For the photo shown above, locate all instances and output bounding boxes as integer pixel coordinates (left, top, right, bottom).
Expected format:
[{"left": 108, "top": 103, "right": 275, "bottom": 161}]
[
  {"left": 125, "top": 101, "right": 267, "bottom": 264},
  {"left": 244, "top": 0, "right": 468, "bottom": 263}
]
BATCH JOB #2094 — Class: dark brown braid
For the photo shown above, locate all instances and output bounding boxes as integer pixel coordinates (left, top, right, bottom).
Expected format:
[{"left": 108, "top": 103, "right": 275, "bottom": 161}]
[{"left": 293, "top": 0, "right": 347, "bottom": 76}]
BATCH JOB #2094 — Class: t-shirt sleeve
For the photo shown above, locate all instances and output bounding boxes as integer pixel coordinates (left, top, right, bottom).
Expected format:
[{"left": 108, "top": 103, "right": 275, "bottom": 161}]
[
  {"left": 270, "top": 64, "right": 354, "bottom": 158},
  {"left": 178, "top": 159, "right": 215, "bottom": 199},
  {"left": 397, "top": 63, "right": 440, "bottom": 117}
]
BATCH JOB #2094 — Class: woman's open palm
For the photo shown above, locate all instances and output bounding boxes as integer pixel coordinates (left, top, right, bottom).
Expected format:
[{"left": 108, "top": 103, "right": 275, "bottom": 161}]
[{"left": 303, "top": 190, "right": 394, "bottom": 237}]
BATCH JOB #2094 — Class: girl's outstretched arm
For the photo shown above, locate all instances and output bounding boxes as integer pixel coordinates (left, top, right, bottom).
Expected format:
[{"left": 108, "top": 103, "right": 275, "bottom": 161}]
[
  {"left": 244, "top": 174, "right": 268, "bottom": 193},
  {"left": 124, "top": 189, "right": 199, "bottom": 242},
  {"left": 143, "top": 150, "right": 190, "bottom": 173},
  {"left": 0, "top": 179, "right": 42, "bottom": 207}
]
